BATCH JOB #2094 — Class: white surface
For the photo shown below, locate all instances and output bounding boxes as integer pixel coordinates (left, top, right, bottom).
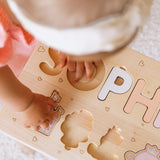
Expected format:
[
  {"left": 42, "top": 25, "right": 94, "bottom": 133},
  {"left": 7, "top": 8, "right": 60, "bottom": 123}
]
[
  {"left": 0, "top": 0, "right": 160, "bottom": 159},
  {"left": 7, "top": 0, "right": 150, "bottom": 55},
  {"left": 98, "top": 67, "right": 133, "bottom": 101}
]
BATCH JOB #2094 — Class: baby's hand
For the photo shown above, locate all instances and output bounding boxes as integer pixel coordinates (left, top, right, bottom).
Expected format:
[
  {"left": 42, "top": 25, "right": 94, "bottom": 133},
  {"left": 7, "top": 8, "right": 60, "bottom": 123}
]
[
  {"left": 59, "top": 52, "right": 102, "bottom": 82},
  {"left": 16, "top": 93, "right": 57, "bottom": 131}
]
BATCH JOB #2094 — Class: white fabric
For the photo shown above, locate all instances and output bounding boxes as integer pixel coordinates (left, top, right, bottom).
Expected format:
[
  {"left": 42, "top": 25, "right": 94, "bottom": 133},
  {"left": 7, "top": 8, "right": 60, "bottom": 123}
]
[
  {"left": 0, "top": 0, "right": 159, "bottom": 160},
  {"left": 7, "top": 0, "right": 152, "bottom": 55}
]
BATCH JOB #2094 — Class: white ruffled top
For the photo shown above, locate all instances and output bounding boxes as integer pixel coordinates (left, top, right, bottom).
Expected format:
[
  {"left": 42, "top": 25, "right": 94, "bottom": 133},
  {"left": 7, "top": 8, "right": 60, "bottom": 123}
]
[{"left": 7, "top": 0, "right": 152, "bottom": 55}]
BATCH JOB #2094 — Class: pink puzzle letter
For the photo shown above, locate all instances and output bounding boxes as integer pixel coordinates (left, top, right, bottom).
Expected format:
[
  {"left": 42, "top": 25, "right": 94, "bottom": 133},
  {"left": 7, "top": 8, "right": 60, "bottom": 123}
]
[
  {"left": 154, "top": 111, "right": 160, "bottom": 128},
  {"left": 98, "top": 67, "right": 133, "bottom": 101},
  {"left": 124, "top": 79, "right": 160, "bottom": 123}
]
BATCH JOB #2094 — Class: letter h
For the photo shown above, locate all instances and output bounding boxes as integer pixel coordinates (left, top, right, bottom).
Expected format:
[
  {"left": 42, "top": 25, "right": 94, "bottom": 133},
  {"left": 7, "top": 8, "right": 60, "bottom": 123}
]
[{"left": 124, "top": 79, "right": 160, "bottom": 123}]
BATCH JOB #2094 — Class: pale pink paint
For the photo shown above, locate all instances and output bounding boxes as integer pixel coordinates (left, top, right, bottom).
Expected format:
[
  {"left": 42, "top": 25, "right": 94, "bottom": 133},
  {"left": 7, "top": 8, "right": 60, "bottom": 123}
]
[
  {"left": 135, "top": 152, "right": 159, "bottom": 160},
  {"left": 125, "top": 144, "right": 160, "bottom": 160},
  {"left": 154, "top": 111, "right": 160, "bottom": 128}
]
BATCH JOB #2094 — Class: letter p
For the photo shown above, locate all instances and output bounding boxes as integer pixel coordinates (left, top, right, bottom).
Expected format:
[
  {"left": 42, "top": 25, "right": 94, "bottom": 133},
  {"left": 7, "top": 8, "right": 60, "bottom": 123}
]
[{"left": 98, "top": 67, "right": 133, "bottom": 101}]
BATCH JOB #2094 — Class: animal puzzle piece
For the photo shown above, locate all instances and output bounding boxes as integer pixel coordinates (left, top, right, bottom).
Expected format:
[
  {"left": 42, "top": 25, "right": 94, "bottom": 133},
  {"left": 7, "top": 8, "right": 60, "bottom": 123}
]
[
  {"left": 125, "top": 143, "right": 160, "bottom": 160},
  {"left": 39, "top": 48, "right": 62, "bottom": 76},
  {"left": 39, "top": 105, "right": 65, "bottom": 136},
  {"left": 61, "top": 110, "right": 93, "bottom": 150},
  {"left": 87, "top": 126, "right": 124, "bottom": 160}
]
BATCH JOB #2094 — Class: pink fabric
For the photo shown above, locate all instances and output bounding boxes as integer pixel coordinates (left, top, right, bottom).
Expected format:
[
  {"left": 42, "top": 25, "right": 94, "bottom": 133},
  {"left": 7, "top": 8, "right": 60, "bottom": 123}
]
[{"left": 0, "top": 5, "right": 37, "bottom": 76}]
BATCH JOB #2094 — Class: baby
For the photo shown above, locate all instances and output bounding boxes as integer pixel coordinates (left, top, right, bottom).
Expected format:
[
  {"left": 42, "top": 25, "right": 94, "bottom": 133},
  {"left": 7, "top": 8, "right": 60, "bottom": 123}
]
[{"left": 0, "top": 0, "right": 152, "bottom": 131}]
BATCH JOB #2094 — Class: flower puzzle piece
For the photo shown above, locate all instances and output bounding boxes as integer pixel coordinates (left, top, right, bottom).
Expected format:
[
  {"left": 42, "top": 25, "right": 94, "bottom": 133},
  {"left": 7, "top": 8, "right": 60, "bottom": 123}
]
[{"left": 61, "top": 110, "right": 93, "bottom": 150}]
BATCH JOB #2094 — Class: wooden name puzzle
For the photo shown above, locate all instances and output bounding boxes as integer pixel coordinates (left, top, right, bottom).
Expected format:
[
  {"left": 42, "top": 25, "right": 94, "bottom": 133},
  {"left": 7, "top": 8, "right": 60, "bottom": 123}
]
[{"left": 0, "top": 42, "right": 160, "bottom": 160}]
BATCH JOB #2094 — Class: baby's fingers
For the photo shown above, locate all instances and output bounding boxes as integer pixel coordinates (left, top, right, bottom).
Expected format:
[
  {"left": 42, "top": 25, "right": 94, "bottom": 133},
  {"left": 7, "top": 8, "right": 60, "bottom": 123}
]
[
  {"left": 24, "top": 123, "right": 40, "bottom": 131},
  {"left": 23, "top": 123, "right": 31, "bottom": 128},
  {"left": 73, "top": 62, "right": 84, "bottom": 82},
  {"left": 47, "top": 97, "right": 57, "bottom": 107},
  {"left": 32, "top": 125, "right": 40, "bottom": 131},
  {"left": 42, "top": 97, "right": 57, "bottom": 113},
  {"left": 85, "top": 61, "right": 94, "bottom": 80},
  {"left": 59, "top": 52, "right": 67, "bottom": 68},
  {"left": 67, "top": 58, "right": 76, "bottom": 72},
  {"left": 40, "top": 120, "right": 50, "bottom": 129},
  {"left": 93, "top": 60, "right": 102, "bottom": 67}
]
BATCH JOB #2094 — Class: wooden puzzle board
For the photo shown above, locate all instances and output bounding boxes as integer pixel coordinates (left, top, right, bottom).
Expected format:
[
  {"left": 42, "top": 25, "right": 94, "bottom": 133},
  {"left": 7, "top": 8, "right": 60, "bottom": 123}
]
[{"left": 0, "top": 43, "right": 160, "bottom": 159}]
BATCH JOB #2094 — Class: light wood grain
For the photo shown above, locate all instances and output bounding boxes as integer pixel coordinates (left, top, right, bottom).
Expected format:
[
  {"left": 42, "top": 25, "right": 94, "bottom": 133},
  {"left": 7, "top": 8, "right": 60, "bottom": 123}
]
[{"left": 0, "top": 43, "right": 160, "bottom": 159}]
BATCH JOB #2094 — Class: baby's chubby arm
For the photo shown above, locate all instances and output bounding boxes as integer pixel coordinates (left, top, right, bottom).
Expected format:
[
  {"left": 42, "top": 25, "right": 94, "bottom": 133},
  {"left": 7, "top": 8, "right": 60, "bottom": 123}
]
[{"left": 0, "top": 65, "right": 57, "bottom": 130}]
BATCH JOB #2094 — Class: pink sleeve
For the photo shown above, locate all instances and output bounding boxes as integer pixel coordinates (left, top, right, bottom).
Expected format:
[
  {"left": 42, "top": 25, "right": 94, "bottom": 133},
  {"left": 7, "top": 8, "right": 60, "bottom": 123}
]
[{"left": 0, "top": 5, "right": 35, "bottom": 67}]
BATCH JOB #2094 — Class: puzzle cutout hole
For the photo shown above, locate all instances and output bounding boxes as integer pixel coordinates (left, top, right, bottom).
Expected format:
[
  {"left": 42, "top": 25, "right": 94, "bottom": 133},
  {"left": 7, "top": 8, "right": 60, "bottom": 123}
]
[
  {"left": 87, "top": 126, "right": 124, "bottom": 160},
  {"left": 114, "top": 76, "right": 124, "bottom": 86},
  {"left": 67, "top": 62, "right": 105, "bottom": 91},
  {"left": 114, "top": 66, "right": 126, "bottom": 86},
  {"left": 39, "top": 48, "right": 62, "bottom": 76},
  {"left": 61, "top": 110, "right": 93, "bottom": 150}
]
